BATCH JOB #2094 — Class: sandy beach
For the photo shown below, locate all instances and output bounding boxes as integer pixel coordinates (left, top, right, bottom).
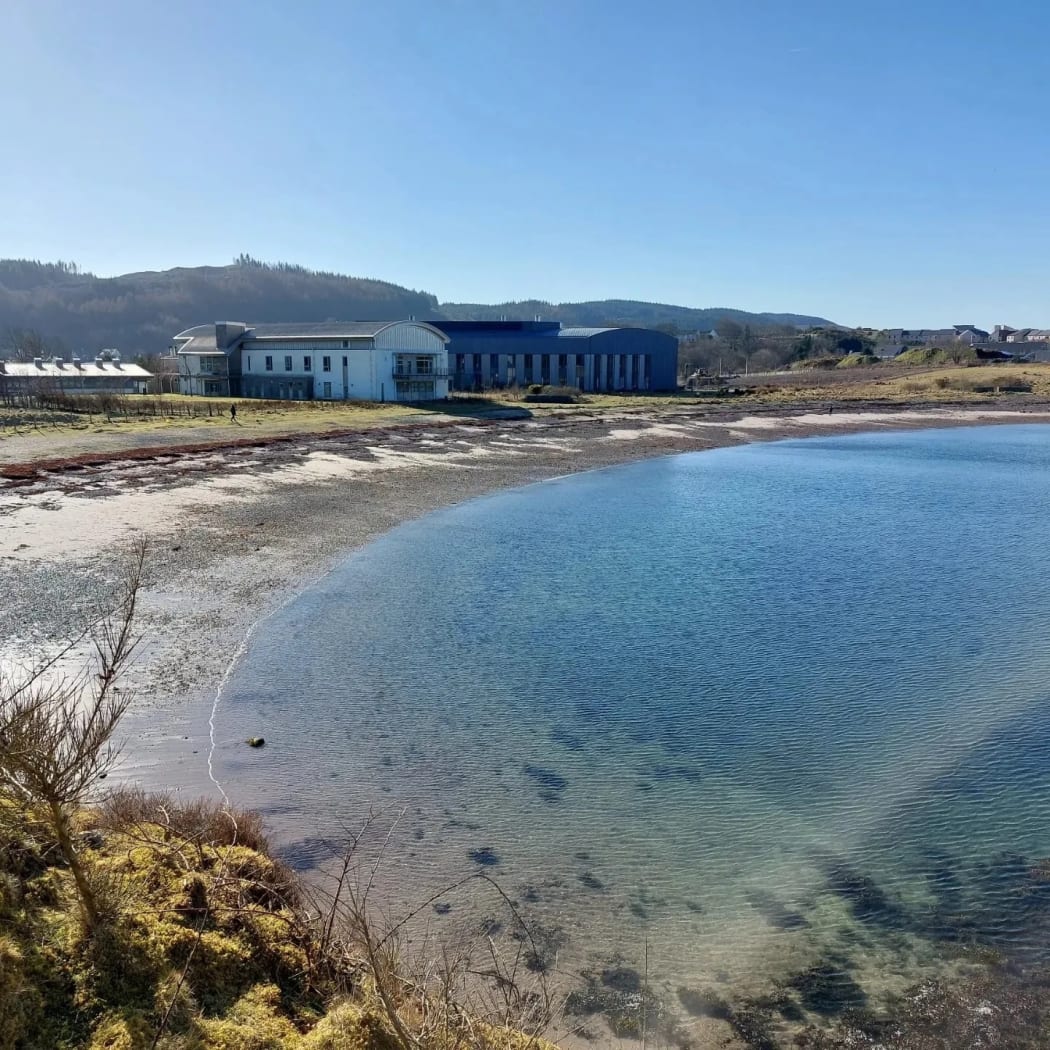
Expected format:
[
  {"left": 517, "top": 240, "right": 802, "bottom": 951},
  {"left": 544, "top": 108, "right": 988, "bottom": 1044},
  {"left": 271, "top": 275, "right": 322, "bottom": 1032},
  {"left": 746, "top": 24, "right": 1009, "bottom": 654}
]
[{"left": 2, "top": 402, "right": 1049, "bottom": 799}]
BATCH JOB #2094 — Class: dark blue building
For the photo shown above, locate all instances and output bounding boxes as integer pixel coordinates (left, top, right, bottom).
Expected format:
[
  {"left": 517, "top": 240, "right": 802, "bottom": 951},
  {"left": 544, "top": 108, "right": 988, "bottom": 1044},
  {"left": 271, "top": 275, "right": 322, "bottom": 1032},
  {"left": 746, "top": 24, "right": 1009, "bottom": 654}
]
[{"left": 428, "top": 320, "right": 678, "bottom": 392}]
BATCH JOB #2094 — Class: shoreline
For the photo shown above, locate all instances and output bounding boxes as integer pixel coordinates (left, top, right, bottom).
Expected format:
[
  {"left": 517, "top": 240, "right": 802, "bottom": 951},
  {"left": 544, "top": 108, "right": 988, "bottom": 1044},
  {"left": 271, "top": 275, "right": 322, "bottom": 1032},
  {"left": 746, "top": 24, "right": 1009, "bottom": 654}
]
[{"left": 2, "top": 403, "right": 1050, "bottom": 798}]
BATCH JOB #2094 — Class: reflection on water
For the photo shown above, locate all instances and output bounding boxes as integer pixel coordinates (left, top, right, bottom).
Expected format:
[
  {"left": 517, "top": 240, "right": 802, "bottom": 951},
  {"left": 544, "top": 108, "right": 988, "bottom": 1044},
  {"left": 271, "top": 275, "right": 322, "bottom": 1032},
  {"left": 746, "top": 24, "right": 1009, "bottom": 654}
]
[{"left": 215, "top": 424, "right": 1050, "bottom": 1039}]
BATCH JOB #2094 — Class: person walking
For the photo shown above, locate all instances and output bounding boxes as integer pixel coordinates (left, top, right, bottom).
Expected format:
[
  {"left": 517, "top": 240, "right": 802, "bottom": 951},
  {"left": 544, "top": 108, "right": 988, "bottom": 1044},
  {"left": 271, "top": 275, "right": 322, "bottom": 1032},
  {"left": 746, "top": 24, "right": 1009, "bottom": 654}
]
[{"left": 230, "top": 403, "right": 237, "bottom": 422}]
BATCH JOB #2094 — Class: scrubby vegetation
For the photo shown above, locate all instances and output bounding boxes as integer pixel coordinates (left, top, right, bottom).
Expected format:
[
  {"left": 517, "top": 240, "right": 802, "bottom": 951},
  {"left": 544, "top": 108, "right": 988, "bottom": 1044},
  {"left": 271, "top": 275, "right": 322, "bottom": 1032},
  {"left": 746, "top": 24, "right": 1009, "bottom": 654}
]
[
  {"left": 0, "top": 546, "right": 559, "bottom": 1050},
  {"left": 834, "top": 353, "right": 879, "bottom": 368},
  {"left": 0, "top": 787, "right": 566, "bottom": 1050},
  {"left": 893, "top": 345, "right": 982, "bottom": 366}
]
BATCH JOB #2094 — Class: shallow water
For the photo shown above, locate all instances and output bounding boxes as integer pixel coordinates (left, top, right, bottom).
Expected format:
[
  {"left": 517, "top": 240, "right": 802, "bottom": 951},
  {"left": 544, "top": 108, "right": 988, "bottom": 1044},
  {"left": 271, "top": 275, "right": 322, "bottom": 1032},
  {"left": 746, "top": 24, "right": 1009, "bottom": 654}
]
[{"left": 215, "top": 424, "right": 1050, "bottom": 1018}]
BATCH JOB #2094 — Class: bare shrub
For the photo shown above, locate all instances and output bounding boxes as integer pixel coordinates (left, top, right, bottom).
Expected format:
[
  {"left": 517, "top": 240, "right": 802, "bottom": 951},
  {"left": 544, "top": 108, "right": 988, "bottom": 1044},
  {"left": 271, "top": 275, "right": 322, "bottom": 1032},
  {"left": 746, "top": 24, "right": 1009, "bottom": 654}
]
[
  {"left": 0, "top": 539, "right": 146, "bottom": 934},
  {"left": 97, "top": 787, "right": 269, "bottom": 853}
]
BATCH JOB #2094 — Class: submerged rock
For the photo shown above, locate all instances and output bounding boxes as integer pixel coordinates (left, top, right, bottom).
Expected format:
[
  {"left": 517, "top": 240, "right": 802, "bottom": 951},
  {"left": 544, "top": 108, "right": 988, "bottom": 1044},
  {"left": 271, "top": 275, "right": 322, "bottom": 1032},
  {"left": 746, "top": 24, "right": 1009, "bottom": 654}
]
[
  {"left": 787, "top": 964, "right": 867, "bottom": 1015},
  {"left": 468, "top": 846, "right": 500, "bottom": 866}
]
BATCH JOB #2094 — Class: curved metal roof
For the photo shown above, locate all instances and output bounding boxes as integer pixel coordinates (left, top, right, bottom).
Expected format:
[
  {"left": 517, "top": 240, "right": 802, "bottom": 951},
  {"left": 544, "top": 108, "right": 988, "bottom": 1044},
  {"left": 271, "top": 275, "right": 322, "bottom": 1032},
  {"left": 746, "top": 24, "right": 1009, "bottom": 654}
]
[
  {"left": 173, "top": 320, "right": 449, "bottom": 347},
  {"left": 557, "top": 327, "right": 616, "bottom": 338}
]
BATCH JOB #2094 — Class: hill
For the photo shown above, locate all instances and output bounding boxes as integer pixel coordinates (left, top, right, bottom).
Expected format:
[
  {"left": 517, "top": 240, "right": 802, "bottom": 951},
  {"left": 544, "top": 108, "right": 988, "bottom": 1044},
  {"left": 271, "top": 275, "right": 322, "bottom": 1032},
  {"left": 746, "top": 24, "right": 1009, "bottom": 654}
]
[
  {"left": 0, "top": 258, "right": 834, "bottom": 357},
  {"left": 438, "top": 298, "right": 832, "bottom": 331},
  {"left": 0, "top": 258, "right": 440, "bottom": 357}
]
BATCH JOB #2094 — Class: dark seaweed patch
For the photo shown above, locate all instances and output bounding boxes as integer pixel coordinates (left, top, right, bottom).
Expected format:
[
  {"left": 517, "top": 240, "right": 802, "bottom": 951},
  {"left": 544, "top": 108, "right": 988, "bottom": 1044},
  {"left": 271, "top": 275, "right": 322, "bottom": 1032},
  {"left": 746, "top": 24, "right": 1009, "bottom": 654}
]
[
  {"left": 274, "top": 835, "right": 341, "bottom": 872},
  {"left": 822, "top": 859, "right": 905, "bottom": 927},
  {"left": 468, "top": 846, "right": 500, "bottom": 867},
  {"left": 787, "top": 964, "right": 867, "bottom": 1015},
  {"left": 524, "top": 765, "right": 568, "bottom": 793},
  {"left": 676, "top": 987, "right": 731, "bottom": 1020},
  {"left": 566, "top": 971, "right": 683, "bottom": 1043},
  {"left": 513, "top": 920, "right": 567, "bottom": 975},
  {"left": 745, "top": 888, "right": 809, "bottom": 930},
  {"left": 578, "top": 872, "right": 605, "bottom": 891},
  {"left": 550, "top": 727, "right": 586, "bottom": 752},
  {"left": 601, "top": 966, "right": 641, "bottom": 994}
]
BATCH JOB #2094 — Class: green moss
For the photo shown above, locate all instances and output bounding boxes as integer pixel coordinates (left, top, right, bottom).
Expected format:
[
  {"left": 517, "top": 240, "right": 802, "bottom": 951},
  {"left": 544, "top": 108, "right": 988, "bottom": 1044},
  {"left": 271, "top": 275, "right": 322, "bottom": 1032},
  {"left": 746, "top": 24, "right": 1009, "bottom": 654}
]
[
  {"left": 0, "top": 935, "right": 33, "bottom": 1047},
  {"left": 87, "top": 1008, "right": 152, "bottom": 1050},
  {"left": 197, "top": 985, "right": 301, "bottom": 1049},
  {"left": 300, "top": 1002, "right": 401, "bottom": 1050},
  {"left": 836, "top": 353, "right": 879, "bottom": 368},
  {"left": 0, "top": 790, "right": 562, "bottom": 1050},
  {"left": 894, "top": 346, "right": 981, "bottom": 366}
]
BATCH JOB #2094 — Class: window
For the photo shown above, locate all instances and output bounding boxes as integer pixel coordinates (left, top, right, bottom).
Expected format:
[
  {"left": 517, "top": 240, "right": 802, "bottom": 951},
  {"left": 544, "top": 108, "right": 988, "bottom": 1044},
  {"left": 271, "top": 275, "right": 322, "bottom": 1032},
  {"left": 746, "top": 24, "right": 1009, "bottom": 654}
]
[
  {"left": 414, "top": 355, "right": 432, "bottom": 375},
  {"left": 283, "top": 355, "right": 292, "bottom": 371},
  {"left": 265, "top": 355, "right": 273, "bottom": 372},
  {"left": 322, "top": 356, "right": 332, "bottom": 372},
  {"left": 323, "top": 381, "right": 332, "bottom": 398},
  {"left": 304, "top": 356, "right": 312, "bottom": 371},
  {"left": 341, "top": 340, "right": 349, "bottom": 349},
  {"left": 246, "top": 357, "right": 251, "bottom": 372}
]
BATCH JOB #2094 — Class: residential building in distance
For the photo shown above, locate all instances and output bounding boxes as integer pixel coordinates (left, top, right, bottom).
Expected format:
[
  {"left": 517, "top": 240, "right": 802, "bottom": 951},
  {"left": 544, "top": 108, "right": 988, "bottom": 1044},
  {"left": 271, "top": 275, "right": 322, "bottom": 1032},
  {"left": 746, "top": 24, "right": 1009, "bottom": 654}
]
[
  {"left": 0, "top": 352, "right": 152, "bottom": 397},
  {"left": 874, "top": 322, "right": 1050, "bottom": 361},
  {"left": 428, "top": 319, "right": 679, "bottom": 392},
  {"left": 171, "top": 321, "right": 451, "bottom": 401}
]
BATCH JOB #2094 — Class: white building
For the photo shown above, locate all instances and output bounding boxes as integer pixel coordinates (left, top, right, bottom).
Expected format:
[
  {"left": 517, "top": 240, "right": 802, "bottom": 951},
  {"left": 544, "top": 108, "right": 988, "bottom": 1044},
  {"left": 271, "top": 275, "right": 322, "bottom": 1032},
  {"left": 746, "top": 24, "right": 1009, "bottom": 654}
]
[
  {"left": 0, "top": 353, "right": 152, "bottom": 396},
  {"left": 171, "top": 321, "right": 451, "bottom": 402}
]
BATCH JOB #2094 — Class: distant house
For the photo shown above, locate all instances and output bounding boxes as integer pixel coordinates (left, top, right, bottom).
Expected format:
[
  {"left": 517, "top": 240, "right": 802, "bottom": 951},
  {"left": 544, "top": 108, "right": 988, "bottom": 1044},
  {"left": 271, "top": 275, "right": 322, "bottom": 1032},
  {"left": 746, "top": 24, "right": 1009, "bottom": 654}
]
[
  {"left": 172, "top": 320, "right": 451, "bottom": 401},
  {"left": 878, "top": 328, "right": 953, "bottom": 354},
  {"left": 0, "top": 353, "right": 152, "bottom": 397},
  {"left": 953, "top": 324, "right": 990, "bottom": 346}
]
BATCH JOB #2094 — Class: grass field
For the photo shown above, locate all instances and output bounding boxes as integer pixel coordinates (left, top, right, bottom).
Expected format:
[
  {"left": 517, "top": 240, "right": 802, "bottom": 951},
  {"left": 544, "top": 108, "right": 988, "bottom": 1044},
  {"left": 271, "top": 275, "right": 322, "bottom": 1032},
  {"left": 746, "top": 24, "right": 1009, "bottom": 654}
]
[
  {"left": 745, "top": 362, "right": 1050, "bottom": 403},
  {"left": 3, "top": 362, "right": 1049, "bottom": 466}
]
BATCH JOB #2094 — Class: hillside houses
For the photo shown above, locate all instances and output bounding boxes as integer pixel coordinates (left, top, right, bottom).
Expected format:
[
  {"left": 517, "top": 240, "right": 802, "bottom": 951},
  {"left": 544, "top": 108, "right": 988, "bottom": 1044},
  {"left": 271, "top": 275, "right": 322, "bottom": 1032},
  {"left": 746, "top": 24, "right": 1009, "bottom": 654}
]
[{"left": 876, "top": 323, "right": 1050, "bottom": 360}]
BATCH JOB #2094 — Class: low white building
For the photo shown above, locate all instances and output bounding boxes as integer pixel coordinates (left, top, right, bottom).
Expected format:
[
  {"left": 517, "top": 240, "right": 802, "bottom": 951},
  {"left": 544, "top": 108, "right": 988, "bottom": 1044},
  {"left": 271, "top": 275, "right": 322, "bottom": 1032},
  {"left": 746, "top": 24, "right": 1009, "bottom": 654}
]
[
  {"left": 172, "top": 321, "right": 451, "bottom": 402},
  {"left": 0, "top": 354, "right": 152, "bottom": 396}
]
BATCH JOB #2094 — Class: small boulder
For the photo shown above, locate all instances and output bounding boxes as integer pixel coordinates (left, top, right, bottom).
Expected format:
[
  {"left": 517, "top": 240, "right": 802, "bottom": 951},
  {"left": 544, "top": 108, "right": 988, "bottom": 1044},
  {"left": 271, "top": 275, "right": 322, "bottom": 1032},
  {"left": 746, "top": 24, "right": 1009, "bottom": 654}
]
[{"left": 246, "top": 737, "right": 266, "bottom": 748}]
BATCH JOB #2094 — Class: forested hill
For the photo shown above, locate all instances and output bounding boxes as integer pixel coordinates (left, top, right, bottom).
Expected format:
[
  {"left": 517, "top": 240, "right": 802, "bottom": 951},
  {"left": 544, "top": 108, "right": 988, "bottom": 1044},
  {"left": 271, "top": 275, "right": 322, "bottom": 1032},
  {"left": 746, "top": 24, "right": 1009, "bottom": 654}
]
[
  {"left": 438, "top": 299, "right": 833, "bottom": 330},
  {"left": 0, "top": 258, "right": 833, "bottom": 357},
  {"left": 0, "top": 258, "right": 440, "bottom": 356}
]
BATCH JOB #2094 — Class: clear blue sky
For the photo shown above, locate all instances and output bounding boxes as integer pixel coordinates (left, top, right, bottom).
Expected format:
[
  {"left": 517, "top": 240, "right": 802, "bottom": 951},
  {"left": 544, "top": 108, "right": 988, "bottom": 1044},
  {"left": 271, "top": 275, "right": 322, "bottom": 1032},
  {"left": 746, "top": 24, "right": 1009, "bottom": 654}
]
[{"left": 3, "top": 0, "right": 1048, "bottom": 327}]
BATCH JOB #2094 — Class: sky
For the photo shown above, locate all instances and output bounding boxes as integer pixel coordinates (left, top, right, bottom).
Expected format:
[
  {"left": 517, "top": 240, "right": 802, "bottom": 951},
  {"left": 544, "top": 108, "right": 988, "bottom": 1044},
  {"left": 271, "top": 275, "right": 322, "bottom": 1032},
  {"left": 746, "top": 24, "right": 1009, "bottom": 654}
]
[{"left": 2, "top": 0, "right": 1049, "bottom": 328}]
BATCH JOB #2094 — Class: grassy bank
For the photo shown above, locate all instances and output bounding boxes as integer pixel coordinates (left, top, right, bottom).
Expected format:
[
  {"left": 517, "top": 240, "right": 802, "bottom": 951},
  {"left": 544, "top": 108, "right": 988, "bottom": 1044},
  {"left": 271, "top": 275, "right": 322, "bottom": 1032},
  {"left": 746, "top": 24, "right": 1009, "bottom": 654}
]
[{"left": 0, "top": 790, "right": 558, "bottom": 1050}]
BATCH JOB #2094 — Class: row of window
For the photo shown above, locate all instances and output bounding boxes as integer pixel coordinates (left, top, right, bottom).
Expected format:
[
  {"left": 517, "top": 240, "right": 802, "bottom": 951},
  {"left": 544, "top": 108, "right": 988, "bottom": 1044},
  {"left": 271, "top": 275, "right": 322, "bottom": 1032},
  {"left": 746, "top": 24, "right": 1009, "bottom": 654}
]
[
  {"left": 249, "top": 354, "right": 335, "bottom": 374},
  {"left": 452, "top": 353, "right": 648, "bottom": 379}
]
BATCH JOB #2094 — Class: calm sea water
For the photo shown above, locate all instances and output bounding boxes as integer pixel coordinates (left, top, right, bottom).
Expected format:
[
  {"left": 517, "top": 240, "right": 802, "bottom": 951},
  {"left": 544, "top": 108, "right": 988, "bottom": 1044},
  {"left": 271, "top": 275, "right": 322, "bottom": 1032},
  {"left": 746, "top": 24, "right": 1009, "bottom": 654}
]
[{"left": 215, "top": 424, "right": 1050, "bottom": 1010}]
